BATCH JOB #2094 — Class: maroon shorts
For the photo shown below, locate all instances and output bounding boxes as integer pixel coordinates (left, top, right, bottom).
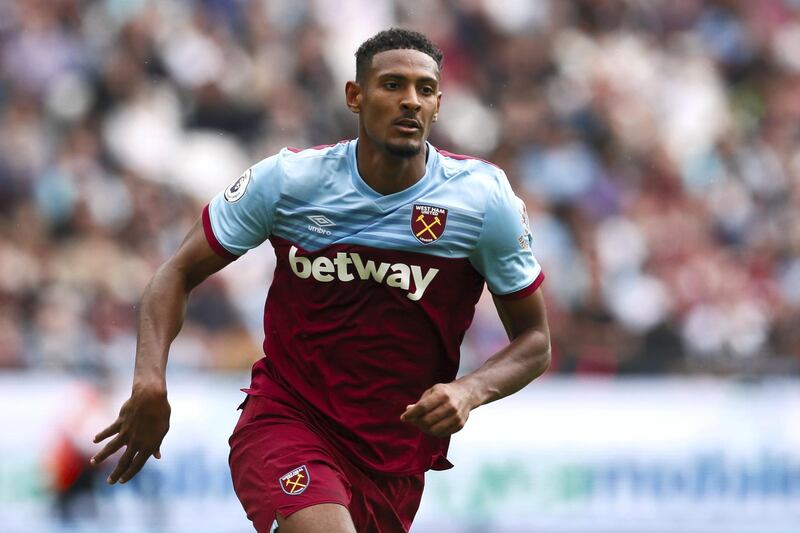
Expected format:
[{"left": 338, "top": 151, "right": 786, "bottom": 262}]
[{"left": 228, "top": 395, "right": 425, "bottom": 533}]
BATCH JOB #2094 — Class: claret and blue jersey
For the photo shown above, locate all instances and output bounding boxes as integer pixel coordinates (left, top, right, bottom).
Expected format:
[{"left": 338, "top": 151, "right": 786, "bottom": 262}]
[{"left": 202, "top": 139, "right": 544, "bottom": 475}]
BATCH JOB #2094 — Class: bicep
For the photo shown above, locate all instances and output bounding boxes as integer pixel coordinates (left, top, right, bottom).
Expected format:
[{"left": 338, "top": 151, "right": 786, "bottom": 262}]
[
  {"left": 471, "top": 176, "right": 543, "bottom": 300},
  {"left": 492, "top": 288, "right": 549, "bottom": 341},
  {"left": 168, "top": 218, "right": 235, "bottom": 290}
]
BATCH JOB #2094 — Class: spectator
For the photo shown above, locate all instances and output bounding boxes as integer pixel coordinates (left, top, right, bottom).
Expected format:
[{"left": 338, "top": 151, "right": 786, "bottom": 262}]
[{"left": 0, "top": 0, "right": 798, "bottom": 376}]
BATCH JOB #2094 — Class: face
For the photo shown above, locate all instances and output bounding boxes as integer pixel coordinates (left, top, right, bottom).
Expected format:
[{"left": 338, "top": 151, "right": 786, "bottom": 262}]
[{"left": 347, "top": 49, "right": 442, "bottom": 158}]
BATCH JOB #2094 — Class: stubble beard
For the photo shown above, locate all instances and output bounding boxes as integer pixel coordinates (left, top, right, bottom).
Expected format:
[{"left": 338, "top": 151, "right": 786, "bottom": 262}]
[{"left": 385, "top": 139, "right": 422, "bottom": 158}]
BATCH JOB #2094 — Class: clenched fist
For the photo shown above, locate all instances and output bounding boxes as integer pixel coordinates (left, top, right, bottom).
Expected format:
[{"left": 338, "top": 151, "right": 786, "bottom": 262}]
[{"left": 400, "top": 382, "right": 476, "bottom": 438}]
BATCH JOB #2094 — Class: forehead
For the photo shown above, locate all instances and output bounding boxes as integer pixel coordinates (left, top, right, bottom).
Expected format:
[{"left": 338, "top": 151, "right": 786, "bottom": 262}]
[{"left": 368, "top": 49, "right": 439, "bottom": 79}]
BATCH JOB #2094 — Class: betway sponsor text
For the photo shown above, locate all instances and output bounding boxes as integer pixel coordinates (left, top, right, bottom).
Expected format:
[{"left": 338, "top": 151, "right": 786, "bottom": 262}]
[{"left": 288, "top": 246, "right": 438, "bottom": 301}]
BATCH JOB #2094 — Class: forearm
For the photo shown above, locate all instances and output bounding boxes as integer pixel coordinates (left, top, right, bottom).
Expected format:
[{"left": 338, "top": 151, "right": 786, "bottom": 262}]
[
  {"left": 92, "top": 219, "right": 231, "bottom": 482},
  {"left": 456, "top": 328, "right": 550, "bottom": 409},
  {"left": 132, "top": 262, "right": 192, "bottom": 392}
]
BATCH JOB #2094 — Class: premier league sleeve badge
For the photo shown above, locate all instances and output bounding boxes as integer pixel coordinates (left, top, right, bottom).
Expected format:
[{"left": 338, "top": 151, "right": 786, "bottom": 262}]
[{"left": 224, "top": 168, "right": 252, "bottom": 203}]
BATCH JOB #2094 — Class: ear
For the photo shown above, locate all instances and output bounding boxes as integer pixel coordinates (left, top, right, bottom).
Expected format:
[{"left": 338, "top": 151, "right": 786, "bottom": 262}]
[
  {"left": 432, "top": 91, "right": 442, "bottom": 122},
  {"left": 345, "top": 81, "right": 362, "bottom": 114}
]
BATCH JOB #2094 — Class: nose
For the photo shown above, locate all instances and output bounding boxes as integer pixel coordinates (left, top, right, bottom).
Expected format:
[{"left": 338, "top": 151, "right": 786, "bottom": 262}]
[{"left": 400, "top": 86, "right": 421, "bottom": 113}]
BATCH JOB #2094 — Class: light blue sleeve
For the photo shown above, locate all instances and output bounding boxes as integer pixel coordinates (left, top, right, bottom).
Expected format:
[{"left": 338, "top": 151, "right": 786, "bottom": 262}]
[
  {"left": 206, "top": 153, "right": 283, "bottom": 256},
  {"left": 469, "top": 172, "right": 544, "bottom": 297}
]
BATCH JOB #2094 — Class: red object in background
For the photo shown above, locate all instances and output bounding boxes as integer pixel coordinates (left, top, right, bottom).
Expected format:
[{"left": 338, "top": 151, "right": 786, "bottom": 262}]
[{"left": 48, "top": 433, "right": 88, "bottom": 492}]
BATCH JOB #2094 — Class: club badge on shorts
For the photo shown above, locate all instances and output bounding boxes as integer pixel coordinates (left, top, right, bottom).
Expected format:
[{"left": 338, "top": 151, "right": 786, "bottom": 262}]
[
  {"left": 411, "top": 204, "right": 448, "bottom": 244},
  {"left": 279, "top": 465, "right": 310, "bottom": 495}
]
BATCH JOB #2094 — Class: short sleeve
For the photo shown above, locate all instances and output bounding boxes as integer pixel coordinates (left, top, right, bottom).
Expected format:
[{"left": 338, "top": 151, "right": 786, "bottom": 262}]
[
  {"left": 203, "top": 154, "right": 282, "bottom": 259},
  {"left": 469, "top": 173, "right": 544, "bottom": 299}
]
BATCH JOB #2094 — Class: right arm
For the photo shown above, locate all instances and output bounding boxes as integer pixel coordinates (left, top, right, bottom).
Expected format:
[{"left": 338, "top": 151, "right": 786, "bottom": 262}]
[{"left": 90, "top": 218, "right": 234, "bottom": 484}]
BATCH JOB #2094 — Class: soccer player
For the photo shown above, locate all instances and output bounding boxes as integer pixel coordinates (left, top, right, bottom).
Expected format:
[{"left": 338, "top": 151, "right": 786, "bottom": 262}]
[{"left": 91, "top": 28, "right": 550, "bottom": 533}]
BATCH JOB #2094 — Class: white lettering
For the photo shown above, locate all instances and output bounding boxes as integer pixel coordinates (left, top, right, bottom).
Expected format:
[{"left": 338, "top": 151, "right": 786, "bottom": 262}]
[
  {"left": 308, "top": 225, "right": 332, "bottom": 235},
  {"left": 386, "top": 263, "right": 411, "bottom": 290},
  {"left": 351, "top": 253, "right": 390, "bottom": 283},
  {"left": 409, "top": 265, "right": 439, "bottom": 301},
  {"left": 288, "top": 246, "right": 439, "bottom": 300},
  {"left": 311, "top": 256, "right": 335, "bottom": 282},
  {"left": 333, "top": 253, "right": 354, "bottom": 281},
  {"left": 289, "top": 246, "right": 311, "bottom": 279}
]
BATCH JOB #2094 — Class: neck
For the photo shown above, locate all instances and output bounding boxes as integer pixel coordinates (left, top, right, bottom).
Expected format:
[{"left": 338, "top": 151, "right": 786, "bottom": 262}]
[{"left": 356, "top": 135, "right": 428, "bottom": 196}]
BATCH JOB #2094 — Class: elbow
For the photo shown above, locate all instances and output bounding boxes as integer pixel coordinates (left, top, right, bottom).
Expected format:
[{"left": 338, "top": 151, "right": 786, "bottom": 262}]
[
  {"left": 533, "top": 346, "right": 551, "bottom": 378},
  {"left": 161, "top": 259, "right": 197, "bottom": 292},
  {"left": 522, "top": 328, "right": 550, "bottom": 379}
]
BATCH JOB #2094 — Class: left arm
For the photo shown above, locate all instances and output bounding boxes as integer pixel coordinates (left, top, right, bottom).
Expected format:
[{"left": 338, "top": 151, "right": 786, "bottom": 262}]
[{"left": 400, "top": 288, "right": 550, "bottom": 437}]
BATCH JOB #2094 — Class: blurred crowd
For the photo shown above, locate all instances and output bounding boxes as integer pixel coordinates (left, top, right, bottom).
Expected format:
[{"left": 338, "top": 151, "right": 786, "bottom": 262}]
[{"left": 1, "top": 0, "right": 799, "bottom": 376}]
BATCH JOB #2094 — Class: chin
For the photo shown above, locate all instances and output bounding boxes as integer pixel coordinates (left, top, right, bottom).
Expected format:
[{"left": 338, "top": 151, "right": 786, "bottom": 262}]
[{"left": 385, "top": 140, "right": 422, "bottom": 158}]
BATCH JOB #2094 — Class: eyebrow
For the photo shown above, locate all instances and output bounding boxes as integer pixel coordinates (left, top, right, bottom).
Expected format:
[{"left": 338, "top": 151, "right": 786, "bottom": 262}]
[{"left": 376, "top": 72, "right": 439, "bottom": 84}]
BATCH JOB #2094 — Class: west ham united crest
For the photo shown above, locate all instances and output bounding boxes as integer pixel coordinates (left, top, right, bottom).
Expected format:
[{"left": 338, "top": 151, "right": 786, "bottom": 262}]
[
  {"left": 411, "top": 204, "right": 448, "bottom": 244},
  {"left": 279, "top": 465, "right": 310, "bottom": 495}
]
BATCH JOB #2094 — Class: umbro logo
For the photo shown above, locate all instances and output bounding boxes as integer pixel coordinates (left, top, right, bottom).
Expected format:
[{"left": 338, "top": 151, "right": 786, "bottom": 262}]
[
  {"left": 307, "top": 215, "right": 335, "bottom": 227},
  {"left": 307, "top": 214, "right": 335, "bottom": 235}
]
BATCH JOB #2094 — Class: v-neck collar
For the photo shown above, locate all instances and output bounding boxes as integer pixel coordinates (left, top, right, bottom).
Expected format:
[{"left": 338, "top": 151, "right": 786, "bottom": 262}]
[{"left": 347, "top": 139, "right": 436, "bottom": 213}]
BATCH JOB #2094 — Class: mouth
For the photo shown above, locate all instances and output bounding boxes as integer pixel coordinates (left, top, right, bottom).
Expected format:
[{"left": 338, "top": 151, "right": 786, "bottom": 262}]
[{"left": 393, "top": 118, "right": 422, "bottom": 133}]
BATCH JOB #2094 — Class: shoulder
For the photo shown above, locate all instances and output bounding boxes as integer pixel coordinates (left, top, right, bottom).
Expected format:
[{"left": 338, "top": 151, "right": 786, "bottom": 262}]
[
  {"left": 249, "top": 140, "right": 352, "bottom": 196},
  {"left": 436, "top": 146, "right": 507, "bottom": 184},
  {"left": 283, "top": 140, "right": 350, "bottom": 188},
  {"left": 279, "top": 140, "right": 350, "bottom": 172},
  {"left": 435, "top": 147, "right": 500, "bottom": 171},
  {"left": 433, "top": 146, "right": 512, "bottom": 207}
]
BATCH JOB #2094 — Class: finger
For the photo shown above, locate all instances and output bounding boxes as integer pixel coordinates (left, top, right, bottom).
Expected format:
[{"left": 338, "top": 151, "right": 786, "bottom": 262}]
[
  {"left": 401, "top": 394, "right": 439, "bottom": 421},
  {"left": 413, "top": 412, "right": 455, "bottom": 436},
  {"left": 94, "top": 421, "right": 122, "bottom": 443},
  {"left": 400, "top": 403, "right": 419, "bottom": 421},
  {"left": 427, "top": 422, "right": 455, "bottom": 438},
  {"left": 119, "top": 451, "right": 151, "bottom": 484},
  {"left": 90, "top": 435, "right": 124, "bottom": 466},
  {"left": 108, "top": 446, "right": 136, "bottom": 484},
  {"left": 400, "top": 384, "right": 444, "bottom": 420},
  {"left": 401, "top": 403, "right": 428, "bottom": 421},
  {"left": 417, "top": 403, "right": 453, "bottom": 428},
  {"left": 405, "top": 387, "right": 451, "bottom": 419},
  {"left": 404, "top": 403, "right": 449, "bottom": 431},
  {"left": 429, "top": 416, "right": 466, "bottom": 438}
]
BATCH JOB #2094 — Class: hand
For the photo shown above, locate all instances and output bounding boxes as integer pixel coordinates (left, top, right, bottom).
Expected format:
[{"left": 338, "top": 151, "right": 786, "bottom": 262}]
[
  {"left": 400, "top": 382, "right": 475, "bottom": 438},
  {"left": 90, "top": 385, "right": 171, "bottom": 484}
]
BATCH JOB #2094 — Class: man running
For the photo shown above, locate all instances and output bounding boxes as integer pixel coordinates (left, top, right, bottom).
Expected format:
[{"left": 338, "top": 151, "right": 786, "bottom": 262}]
[{"left": 91, "top": 28, "right": 550, "bottom": 533}]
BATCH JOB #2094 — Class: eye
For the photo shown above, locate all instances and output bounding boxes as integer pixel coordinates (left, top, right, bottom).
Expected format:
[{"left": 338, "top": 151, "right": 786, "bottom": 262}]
[
  {"left": 420, "top": 86, "right": 435, "bottom": 96},
  {"left": 384, "top": 81, "right": 399, "bottom": 90}
]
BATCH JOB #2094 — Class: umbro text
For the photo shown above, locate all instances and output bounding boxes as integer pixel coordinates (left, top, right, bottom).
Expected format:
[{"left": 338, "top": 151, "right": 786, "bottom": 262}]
[
  {"left": 289, "top": 246, "right": 438, "bottom": 301},
  {"left": 308, "top": 225, "right": 332, "bottom": 235}
]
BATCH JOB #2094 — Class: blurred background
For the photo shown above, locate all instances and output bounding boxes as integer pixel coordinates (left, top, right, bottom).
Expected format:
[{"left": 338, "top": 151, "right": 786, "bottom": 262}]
[{"left": 1, "top": 0, "right": 799, "bottom": 531}]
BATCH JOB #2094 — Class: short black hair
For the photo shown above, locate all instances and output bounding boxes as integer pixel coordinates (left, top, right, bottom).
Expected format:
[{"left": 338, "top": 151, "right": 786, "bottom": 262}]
[{"left": 355, "top": 28, "right": 443, "bottom": 83}]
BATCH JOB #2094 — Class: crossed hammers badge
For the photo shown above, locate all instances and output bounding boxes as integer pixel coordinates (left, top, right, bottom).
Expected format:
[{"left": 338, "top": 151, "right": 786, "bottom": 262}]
[{"left": 411, "top": 204, "right": 448, "bottom": 244}]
